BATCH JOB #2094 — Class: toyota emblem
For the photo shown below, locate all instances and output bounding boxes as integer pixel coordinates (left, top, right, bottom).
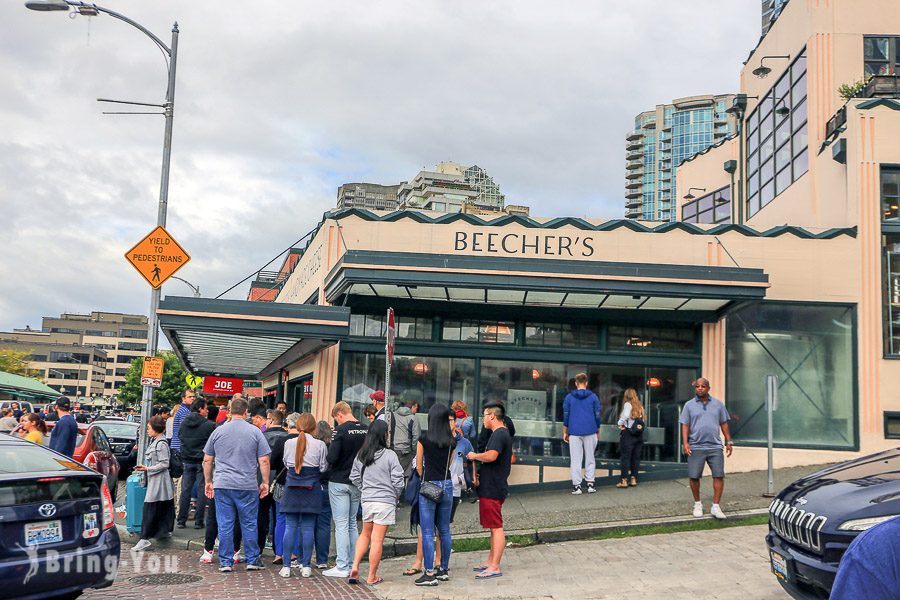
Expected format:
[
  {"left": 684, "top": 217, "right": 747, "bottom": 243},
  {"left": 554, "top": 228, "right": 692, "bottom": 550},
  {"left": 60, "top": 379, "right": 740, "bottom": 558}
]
[{"left": 38, "top": 503, "right": 57, "bottom": 517}]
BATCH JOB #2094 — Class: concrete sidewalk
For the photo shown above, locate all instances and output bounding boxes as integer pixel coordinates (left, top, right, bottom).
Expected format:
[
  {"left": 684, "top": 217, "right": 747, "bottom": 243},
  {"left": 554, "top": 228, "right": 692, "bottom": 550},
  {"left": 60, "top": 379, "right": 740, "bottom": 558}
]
[{"left": 117, "top": 463, "right": 829, "bottom": 556}]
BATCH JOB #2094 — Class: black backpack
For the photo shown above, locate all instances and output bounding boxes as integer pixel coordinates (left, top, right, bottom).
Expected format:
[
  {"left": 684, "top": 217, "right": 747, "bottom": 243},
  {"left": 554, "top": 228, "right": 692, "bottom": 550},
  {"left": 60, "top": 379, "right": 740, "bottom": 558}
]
[{"left": 164, "top": 439, "right": 184, "bottom": 478}]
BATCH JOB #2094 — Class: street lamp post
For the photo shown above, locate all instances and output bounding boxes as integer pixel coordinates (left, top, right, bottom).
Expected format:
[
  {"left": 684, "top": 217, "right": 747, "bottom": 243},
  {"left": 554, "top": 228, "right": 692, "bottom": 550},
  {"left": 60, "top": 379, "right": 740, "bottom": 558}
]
[{"left": 26, "top": 0, "right": 179, "bottom": 462}]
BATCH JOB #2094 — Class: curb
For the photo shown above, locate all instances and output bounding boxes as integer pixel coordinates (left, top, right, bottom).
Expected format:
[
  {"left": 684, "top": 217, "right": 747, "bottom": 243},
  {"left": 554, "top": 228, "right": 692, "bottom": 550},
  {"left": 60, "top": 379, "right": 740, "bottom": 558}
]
[
  {"left": 119, "top": 508, "right": 771, "bottom": 556},
  {"left": 380, "top": 507, "right": 769, "bottom": 557}
]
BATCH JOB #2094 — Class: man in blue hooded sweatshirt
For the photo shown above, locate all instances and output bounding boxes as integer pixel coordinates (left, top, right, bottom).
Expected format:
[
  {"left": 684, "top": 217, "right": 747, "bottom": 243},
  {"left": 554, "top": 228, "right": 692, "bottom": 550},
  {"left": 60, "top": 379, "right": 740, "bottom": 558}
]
[{"left": 563, "top": 373, "right": 601, "bottom": 495}]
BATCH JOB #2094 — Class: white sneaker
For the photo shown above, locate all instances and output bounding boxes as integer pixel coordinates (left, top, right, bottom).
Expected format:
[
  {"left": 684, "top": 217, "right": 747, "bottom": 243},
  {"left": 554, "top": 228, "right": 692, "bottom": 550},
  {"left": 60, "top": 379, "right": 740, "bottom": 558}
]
[
  {"left": 233, "top": 552, "right": 243, "bottom": 564},
  {"left": 290, "top": 559, "right": 301, "bottom": 568},
  {"left": 571, "top": 485, "right": 582, "bottom": 495},
  {"left": 711, "top": 504, "right": 727, "bottom": 520},
  {"left": 692, "top": 501, "right": 703, "bottom": 518},
  {"left": 323, "top": 567, "right": 350, "bottom": 578},
  {"left": 586, "top": 483, "right": 596, "bottom": 494},
  {"left": 132, "top": 539, "right": 151, "bottom": 552},
  {"left": 279, "top": 567, "right": 291, "bottom": 578},
  {"left": 301, "top": 566, "right": 312, "bottom": 578},
  {"left": 200, "top": 550, "right": 213, "bottom": 564}
]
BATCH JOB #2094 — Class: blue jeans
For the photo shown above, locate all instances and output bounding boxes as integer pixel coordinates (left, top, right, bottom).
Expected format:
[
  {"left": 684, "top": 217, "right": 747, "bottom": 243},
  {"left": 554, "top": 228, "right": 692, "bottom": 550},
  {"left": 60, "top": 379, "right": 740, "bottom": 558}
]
[
  {"left": 328, "top": 481, "right": 361, "bottom": 572},
  {"left": 215, "top": 488, "right": 261, "bottom": 567},
  {"left": 418, "top": 479, "right": 453, "bottom": 573},
  {"left": 315, "top": 485, "right": 332, "bottom": 565},
  {"left": 273, "top": 501, "right": 286, "bottom": 557},
  {"left": 283, "top": 513, "right": 317, "bottom": 567}
]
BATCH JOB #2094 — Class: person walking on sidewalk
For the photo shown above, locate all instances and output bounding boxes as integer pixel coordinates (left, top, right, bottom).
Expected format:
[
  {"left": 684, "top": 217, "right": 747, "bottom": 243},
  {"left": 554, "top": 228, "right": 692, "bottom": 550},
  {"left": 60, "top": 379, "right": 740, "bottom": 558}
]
[
  {"left": 680, "top": 377, "right": 733, "bottom": 519},
  {"left": 413, "top": 404, "right": 457, "bottom": 587},
  {"left": 203, "top": 397, "right": 271, "bottom": 572},
  {"left": 467, "top": 404, "right": 513, "bottom": 580},
  {"left": 324, "top": 401, "right": 368, "bottom": 578},
  {"left": 279, "top": 413, "right": 328, "bottom": 579},
  {"left": 348, "top": 419, "right": 404, "bottom": 587},
  {"left": 177, "top": 398, "right": 215, "bottom": 529},
  {"left": 616, "top": 388, "right": 645, "bottom": 489},
  {"left": 563, "top": 373, "right": 602, "bottom": 495},
  {"left": 132, "top": 416, "right": 175, "bottom": 552}
]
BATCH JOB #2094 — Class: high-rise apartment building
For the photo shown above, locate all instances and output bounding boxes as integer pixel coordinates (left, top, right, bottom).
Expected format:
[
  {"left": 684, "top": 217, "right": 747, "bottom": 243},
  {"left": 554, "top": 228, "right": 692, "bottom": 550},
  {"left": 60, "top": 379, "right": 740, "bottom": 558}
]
[
  {"left": 625, "top": 94, "right": 737, "bottom": 221},
  {"left": 336, "top": 183, "right": 400, "bottom": 211},
  {"left": 0, "top": 311, "right": 148, "bottom": 397},
  {"left": 398, "top": 161, "right": 509, "bottom": 213},
  {"left": 464, "top": 165, "right": 506, "bottom": 210}
]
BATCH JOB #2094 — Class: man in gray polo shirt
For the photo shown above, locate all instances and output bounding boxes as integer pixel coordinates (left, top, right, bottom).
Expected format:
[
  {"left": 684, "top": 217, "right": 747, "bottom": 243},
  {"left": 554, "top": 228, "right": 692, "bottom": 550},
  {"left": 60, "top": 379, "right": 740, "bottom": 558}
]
[
  {"left": 203, "top": 397, "right": 271, "bottom": 572},
  {"left": 679, "top": 377, "right": 733, "bottom": 519}
]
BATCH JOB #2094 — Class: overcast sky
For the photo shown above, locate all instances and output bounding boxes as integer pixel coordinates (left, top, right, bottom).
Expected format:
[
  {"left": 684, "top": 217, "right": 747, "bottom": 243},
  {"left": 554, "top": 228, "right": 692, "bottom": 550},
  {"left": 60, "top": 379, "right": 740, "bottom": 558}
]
[{"left": 0, "top": 0, "right": 759, "bottom": 332}]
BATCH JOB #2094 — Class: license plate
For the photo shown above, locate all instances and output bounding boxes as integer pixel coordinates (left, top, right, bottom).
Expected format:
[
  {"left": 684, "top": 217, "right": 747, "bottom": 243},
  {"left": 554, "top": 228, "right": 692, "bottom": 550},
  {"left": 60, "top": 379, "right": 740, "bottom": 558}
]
[
  {"left": 770, "top": 550, "right": 789, "bottom": 581},
  {"left": 25, "top": 520, "right": 63, "bottom": 546}
]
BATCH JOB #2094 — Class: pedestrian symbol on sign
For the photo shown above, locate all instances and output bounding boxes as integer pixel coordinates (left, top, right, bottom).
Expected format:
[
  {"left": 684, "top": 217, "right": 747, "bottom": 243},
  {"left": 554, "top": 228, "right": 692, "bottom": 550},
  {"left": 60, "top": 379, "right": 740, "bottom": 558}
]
[{"left": 152, "top": 264, "right": 161, "bottom": 283}]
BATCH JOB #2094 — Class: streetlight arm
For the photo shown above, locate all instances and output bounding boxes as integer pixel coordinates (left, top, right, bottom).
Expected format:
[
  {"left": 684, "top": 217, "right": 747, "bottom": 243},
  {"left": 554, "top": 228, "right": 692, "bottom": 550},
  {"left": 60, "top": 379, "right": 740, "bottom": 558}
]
[
  {"left": 170, "top": 276, "right": 200, "bottom": 298},
  {"left": 59, "top": 1, "right": 172, "bottom": 55}
]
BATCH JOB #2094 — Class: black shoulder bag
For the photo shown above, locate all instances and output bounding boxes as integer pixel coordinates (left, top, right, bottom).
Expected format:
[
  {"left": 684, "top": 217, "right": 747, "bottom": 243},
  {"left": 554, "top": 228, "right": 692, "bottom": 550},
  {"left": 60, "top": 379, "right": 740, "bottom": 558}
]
[{"left": 419, "top": 444, "right": 453, "bottom": 503}]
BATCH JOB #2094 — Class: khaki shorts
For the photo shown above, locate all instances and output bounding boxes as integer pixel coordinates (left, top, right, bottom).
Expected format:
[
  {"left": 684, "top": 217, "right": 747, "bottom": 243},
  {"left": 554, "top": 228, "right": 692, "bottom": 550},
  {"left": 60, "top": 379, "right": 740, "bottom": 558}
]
[{"left": 362, "top": 501, "right": 396, "bottom": 526}]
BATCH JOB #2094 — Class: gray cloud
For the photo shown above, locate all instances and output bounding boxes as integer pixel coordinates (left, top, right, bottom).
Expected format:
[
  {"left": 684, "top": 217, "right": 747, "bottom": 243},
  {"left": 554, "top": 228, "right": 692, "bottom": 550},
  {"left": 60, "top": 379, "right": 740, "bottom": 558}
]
[{"left": 1, "top": 0, "right": 758, "bottom": 331}]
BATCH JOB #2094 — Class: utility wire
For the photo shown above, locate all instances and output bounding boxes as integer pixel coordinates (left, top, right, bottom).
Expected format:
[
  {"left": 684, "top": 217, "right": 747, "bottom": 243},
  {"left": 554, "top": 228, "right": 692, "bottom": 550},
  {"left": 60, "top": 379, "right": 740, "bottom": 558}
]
[{"left": 214, "top": 226, "right": 318, "bottom": 299}]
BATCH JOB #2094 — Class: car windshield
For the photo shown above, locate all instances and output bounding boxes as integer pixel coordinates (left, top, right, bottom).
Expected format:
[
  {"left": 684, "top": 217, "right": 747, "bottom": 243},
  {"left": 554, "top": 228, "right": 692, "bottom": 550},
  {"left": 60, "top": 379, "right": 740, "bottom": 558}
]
[
  {"left": 96, "top": 423, "right": 138, "bottom": 437},
  {"left": 0, "top": 443, "right": 90, "bottom": 474}
]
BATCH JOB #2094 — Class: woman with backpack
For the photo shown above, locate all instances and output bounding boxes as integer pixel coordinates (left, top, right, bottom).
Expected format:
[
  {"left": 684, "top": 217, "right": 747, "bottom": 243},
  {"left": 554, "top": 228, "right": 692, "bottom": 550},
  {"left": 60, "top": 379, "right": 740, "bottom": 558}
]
[
  {"left": 616, "top": 388, "right": 646, "bottom": 489},
  {"left": 133, "top": 415, "right": 175, "bottom": 551},
  {"left": 413, "top": 403, "right": 456, "bottom": 587},
  {"left": 279, "top": 413, "right": 328, "bottom": 579},
  {"left": 348, "top": 419, "right": 404, "bottom": 586}
]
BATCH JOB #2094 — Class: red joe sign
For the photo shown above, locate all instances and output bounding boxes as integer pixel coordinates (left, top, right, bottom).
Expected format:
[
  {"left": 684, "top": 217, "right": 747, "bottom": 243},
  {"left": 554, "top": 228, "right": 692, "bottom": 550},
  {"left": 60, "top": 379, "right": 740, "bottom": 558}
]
[{"left": 202, "top": 376, "right": 243, "bottom": 396}]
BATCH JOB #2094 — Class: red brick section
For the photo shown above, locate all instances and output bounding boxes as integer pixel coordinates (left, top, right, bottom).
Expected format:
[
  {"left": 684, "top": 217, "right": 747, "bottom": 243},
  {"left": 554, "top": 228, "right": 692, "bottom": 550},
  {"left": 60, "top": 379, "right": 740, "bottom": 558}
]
[{"left": 83, "top": 544, "right": 380, "bottom": 600}]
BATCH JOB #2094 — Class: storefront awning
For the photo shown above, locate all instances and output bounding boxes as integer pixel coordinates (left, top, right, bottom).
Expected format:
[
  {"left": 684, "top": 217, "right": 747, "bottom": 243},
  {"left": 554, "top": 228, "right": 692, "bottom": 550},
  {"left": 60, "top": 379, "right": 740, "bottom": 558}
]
[
  {"left": 0, "top": 370, "right": 62, "bottom": 400},
  {"left": 323, "top": 250, "right": 768, "bottom": 314},
  {"left": 158, "top": 297, "right": 350, "bottom": 379}
]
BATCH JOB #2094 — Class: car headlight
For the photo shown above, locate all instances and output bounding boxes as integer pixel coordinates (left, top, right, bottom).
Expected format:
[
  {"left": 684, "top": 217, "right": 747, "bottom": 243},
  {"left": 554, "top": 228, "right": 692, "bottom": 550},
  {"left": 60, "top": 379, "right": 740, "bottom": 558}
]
[{"left": 837, "top": 515, "right": 900, "bottom": 531}]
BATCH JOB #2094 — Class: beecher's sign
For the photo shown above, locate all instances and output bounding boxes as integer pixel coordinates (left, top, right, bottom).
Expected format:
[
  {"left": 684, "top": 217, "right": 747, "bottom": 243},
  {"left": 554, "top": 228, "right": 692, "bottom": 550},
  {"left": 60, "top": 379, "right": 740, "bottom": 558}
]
[
  {"left": 125, "top": 226, "right": 191, "bottom": 289},
  {"left": 140, "top": 357, "right": 164, "bottom": 388},
  {"left": 202, "top": 376, "right": 243, "bottom": 396}
]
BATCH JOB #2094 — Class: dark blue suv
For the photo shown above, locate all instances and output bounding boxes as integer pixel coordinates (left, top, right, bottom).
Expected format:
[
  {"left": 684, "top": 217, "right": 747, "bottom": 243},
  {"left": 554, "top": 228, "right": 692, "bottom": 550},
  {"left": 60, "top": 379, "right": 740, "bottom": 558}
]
[
  {"left": 0, "top": 434, "right": 120, "bottom": 599},
  {"left": 766, "top": 447, "right": 900, "bottom": 599}
]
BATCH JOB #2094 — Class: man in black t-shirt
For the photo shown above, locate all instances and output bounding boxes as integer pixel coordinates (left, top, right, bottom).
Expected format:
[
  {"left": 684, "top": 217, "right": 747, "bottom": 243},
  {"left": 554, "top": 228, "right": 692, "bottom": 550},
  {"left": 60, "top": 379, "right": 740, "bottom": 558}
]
[
  {"left": 466, "top": 405, "right": 512, "bottom": 580},
  {"left": 324, "top": 401, "right": 368, "bottom": 578}
]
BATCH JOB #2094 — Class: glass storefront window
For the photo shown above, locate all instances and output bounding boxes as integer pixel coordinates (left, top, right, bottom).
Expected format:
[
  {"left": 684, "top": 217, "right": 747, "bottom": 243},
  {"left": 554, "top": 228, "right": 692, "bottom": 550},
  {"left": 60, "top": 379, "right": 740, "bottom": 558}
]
[
  {"left": 525, "top": 323, "right": 599, "bottom": 348},
  {"left": 350, "top": 314, "right": 432, "bottom": 340},
  {"left": 884, "top": 234, "right": 900, "bottom": 356},
  {"left": 480, "top": 360, "right": 695, "bottom": 462},
  {"left": 340, "top": 352, "right": 475, "bottom": 420},
  {"left": 442, "top": 320, "right": 514, "bottom": 343},
  {"left": 726, "top": 302, "right": 856, "bottom": 449},
  {"left": 607, "top": 326, "right": 696, "bottom": 353}
]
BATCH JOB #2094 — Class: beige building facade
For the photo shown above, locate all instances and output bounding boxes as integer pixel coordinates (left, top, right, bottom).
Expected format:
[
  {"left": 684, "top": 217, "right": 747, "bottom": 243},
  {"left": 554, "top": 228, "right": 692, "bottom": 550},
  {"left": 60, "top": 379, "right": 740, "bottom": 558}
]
[
  {"left": 157, "top": 0, "right": 900, "bottom": 488},
  {"left": 0, "top": 311, "right": 148, "bottom": 399}
]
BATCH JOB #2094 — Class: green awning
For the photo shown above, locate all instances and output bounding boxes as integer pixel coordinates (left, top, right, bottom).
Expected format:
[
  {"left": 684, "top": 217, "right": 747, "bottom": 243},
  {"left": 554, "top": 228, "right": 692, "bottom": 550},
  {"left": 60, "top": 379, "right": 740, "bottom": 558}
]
[{"left": 0, "top": 371, "right": 61, "bottom": 398}]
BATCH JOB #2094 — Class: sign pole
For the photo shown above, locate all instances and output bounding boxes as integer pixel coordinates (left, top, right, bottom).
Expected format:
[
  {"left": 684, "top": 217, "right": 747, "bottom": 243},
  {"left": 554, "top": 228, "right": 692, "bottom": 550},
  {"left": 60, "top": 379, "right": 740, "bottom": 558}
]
[
  {"left": 764, "top": 374, "right": 778, "bottom": 497},
  {"left": 385, "top": 307, "right": 395, "bottom": 411}
]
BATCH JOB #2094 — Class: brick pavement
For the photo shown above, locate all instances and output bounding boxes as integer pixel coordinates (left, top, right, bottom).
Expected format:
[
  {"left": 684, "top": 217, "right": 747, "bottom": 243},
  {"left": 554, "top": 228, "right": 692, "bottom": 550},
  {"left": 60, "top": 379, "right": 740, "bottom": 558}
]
[
  {"left": 372, "top": 524, "right": 784, "bottom": 600},
  {"left": 82, "top": 542, "right": 379, "bottom": 600},
  {"left": 86, "top": 525, "right": 783, "bottom": 600}
]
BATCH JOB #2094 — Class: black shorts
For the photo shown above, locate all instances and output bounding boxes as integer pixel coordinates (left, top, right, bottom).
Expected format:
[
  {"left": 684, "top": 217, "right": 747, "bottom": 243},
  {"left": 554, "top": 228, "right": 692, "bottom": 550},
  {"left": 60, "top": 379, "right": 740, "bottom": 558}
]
[{"left": 449, "top": 497, "right": 462, "bottom": 523}]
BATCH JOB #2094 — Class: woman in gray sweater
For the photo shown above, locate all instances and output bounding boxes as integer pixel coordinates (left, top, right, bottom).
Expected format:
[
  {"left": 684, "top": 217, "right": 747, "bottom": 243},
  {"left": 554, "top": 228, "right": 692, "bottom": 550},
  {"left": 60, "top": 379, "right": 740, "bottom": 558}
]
[
  {"left": 348, "top": 420, "right": 404, "bottom": 586},
  {"left": 133, "top": 415, "right": 175, "bottom": 551}
]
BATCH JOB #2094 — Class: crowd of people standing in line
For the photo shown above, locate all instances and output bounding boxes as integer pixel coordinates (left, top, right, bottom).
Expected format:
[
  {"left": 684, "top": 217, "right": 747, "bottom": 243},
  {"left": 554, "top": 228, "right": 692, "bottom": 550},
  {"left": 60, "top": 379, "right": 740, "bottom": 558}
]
[
  {"left": 4, "top": 371, "right": 736, "bottom": 588},
  {"left": 126, "top": 388, "right": 515, "bottom": 588}
]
